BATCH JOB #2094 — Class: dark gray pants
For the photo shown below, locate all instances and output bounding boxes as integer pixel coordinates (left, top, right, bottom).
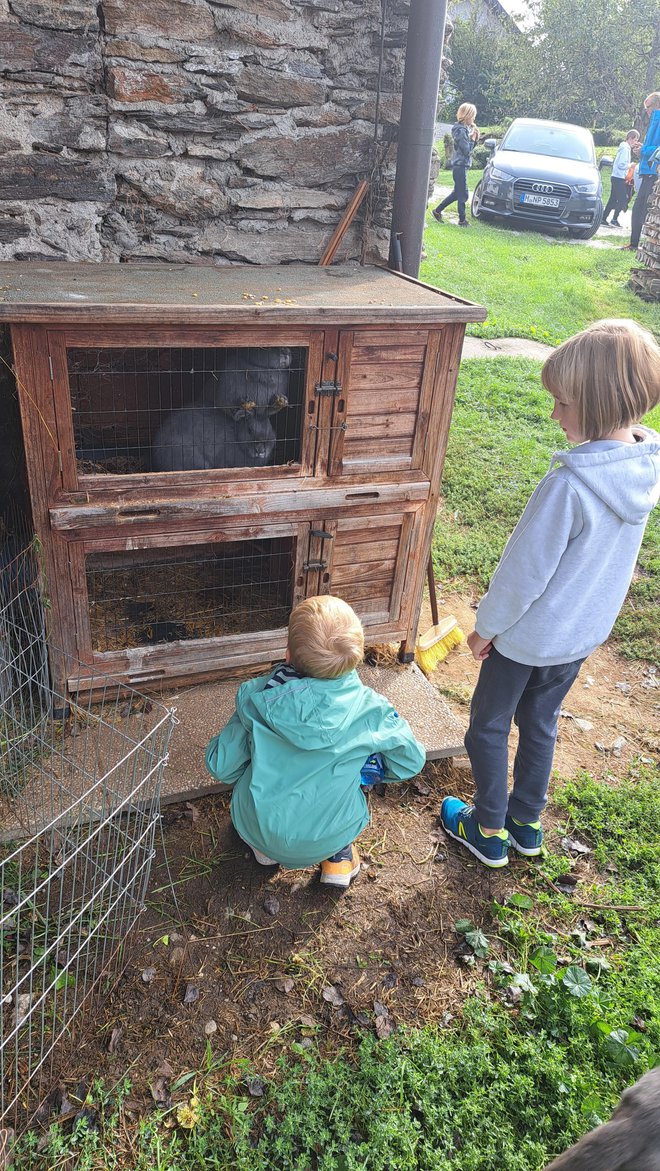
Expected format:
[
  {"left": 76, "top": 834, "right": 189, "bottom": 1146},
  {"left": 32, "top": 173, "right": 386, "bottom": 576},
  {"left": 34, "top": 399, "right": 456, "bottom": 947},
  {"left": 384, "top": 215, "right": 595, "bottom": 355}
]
[{"left": 464, "top": 647, "right": 584, "bottom": 829}]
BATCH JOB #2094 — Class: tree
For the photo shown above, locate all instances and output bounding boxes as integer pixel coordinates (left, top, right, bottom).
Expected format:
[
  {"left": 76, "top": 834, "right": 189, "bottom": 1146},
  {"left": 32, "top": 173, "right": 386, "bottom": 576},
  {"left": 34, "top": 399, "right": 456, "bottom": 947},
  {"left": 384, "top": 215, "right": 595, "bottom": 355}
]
[
  {"left": 500, "top": 0, "right": 658, "bottom": 130},
  {"left": 443, "top": 9, "right": 515, "bottom": 125}
]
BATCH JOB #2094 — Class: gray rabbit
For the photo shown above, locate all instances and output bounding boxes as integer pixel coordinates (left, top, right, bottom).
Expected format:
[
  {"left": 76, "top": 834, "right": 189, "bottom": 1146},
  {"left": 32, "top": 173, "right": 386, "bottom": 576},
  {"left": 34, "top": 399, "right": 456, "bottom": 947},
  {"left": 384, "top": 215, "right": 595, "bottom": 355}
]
[
  {"left": 152, "top": 347, "right": 292, "bottom": 472},
  {"left": 544, "top": 1066, "right": 660, "bottom": 1171}
]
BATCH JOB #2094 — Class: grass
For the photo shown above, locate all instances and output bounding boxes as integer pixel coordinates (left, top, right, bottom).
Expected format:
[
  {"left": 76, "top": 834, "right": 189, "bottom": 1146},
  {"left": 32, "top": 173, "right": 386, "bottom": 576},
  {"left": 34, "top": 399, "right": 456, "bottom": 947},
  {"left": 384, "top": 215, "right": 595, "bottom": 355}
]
[
  {"left": 433, "top": 358, "right": 660, "bottom": 664},
  {"left": 423, "top": 170, "right": 660, "bottom": 345},
  {"left": 16, "top": 764, "right": 660, "bottom": 1170}
]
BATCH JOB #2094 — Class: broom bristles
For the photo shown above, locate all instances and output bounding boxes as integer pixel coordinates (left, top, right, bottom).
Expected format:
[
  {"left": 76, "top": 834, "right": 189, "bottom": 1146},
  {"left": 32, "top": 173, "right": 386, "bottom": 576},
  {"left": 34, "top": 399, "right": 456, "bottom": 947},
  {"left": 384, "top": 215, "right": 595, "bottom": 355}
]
[{"left": 415, "top": 623, "right": 464, "bottom": 676}]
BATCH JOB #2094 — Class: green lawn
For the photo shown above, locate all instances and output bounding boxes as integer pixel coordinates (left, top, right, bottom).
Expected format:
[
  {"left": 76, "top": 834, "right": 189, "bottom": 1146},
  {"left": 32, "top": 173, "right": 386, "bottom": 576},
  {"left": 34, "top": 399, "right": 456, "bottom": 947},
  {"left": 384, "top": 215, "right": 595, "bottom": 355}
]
[{"left": 423, "top": 174, "right": 660, "bottom": 345}]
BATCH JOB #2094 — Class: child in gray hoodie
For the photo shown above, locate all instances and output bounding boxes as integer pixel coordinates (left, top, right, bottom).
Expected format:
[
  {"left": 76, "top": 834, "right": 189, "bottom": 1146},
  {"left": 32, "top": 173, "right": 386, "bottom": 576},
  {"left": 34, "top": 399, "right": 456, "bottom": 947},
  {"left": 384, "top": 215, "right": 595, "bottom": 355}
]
[{"left": 441, "top": 319, "right": 660, "bottom": 867}]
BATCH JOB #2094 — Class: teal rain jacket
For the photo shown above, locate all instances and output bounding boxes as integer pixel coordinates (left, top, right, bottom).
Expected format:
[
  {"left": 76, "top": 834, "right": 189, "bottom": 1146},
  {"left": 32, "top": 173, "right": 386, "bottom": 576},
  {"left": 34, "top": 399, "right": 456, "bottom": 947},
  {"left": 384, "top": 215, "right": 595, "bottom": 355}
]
[{"left": 205, "top": 669, "right": 426, "bottom": 867}]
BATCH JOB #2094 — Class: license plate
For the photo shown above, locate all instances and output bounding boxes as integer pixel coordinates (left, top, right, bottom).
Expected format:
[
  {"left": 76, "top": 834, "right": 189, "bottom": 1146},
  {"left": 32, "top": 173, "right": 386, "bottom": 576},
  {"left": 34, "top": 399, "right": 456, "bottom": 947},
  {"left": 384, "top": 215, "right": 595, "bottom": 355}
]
[{"left": 519, "top": 192, "right": 560, "bottom": 208}]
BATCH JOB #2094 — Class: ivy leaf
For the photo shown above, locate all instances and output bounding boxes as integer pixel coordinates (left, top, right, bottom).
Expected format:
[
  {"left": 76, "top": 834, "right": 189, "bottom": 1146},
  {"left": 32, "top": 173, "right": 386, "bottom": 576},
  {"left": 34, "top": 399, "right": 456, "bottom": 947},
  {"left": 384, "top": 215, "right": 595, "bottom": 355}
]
[
  {"left": 562, "top": 965, "right": 593, "bottom": 998},
  {"left": 511, "top": 972, "right": 537, "bottom": 995}
]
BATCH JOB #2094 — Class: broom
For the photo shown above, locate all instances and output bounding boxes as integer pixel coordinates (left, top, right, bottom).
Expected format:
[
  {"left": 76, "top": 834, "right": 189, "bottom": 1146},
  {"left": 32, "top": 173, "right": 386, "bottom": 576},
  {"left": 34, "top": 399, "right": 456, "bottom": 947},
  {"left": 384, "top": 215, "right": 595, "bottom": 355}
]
[{"left": 415, "top": 558, "right": 464, "bottom": 675}]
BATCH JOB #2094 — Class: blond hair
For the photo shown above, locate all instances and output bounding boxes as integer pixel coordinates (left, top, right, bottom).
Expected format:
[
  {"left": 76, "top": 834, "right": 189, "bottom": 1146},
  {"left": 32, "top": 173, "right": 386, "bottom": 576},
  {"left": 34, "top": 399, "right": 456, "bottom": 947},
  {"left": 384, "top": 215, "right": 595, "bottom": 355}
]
[
  {"left": 287, "top": 595, "right": 364, "bottom": 679},
  {"left": 644, "top": 92, "right": 660, "bottom": 111},
  {"left": 541, "top": 319, "right": 660, "bottom": 441},
  {"left": 456, "top": 102, "right": 477, "bottom": 125}
]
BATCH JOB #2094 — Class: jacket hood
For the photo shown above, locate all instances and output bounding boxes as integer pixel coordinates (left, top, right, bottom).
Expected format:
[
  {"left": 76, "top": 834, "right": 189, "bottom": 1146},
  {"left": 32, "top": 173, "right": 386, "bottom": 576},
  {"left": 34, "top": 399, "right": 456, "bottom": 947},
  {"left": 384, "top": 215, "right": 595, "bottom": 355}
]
[
  {"left": 244, "top": 670, "right": 367, "bottom": 750},
  {"left": 553, "top": 425, "right": 660, "bottom": 524}
]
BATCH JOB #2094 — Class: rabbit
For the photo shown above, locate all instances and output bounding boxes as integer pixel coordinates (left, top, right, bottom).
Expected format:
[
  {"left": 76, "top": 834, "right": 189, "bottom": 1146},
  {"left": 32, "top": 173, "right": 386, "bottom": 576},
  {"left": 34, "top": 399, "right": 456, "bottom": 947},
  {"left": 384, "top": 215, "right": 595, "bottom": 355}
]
[
  {"left": 201, "top": 346, "right": 292, "bottom": 416},
  {"left": 151, "top": 404, "right": 277, "bottom": 471},
  {"left": 544, "top": 1066, "right": 660, "bottom": 1171}
]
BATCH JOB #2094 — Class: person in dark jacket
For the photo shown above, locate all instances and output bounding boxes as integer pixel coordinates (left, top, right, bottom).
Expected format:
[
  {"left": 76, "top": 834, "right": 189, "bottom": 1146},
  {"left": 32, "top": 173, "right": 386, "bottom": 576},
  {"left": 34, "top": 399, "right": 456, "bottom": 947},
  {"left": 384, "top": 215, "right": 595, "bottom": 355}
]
[
  {"left": 432, "top": 103, "right": 479, "bottom": 227},
  {"left": 623, "top": 91, "right": 660, "bottom": 250}
]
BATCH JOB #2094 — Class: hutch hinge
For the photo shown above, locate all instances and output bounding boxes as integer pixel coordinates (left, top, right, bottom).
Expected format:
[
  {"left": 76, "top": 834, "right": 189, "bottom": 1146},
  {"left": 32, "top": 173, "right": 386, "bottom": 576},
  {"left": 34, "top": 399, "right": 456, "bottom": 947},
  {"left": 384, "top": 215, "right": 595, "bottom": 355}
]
[{"left": 302, "top": 559, "right": 328, "bottom": 571}]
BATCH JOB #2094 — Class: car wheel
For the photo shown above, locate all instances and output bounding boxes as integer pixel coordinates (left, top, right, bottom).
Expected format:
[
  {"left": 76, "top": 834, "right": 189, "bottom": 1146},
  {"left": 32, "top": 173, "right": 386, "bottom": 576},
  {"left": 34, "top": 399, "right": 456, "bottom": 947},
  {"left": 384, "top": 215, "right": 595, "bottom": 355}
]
[{"left": 471, "top": 182, "right": 485, "bottom": 220}]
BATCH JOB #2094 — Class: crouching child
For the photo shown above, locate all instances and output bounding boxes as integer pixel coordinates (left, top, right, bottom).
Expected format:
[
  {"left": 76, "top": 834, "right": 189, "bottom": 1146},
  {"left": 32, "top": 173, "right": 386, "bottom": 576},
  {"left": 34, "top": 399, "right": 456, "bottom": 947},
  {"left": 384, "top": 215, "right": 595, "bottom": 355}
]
[{"left": 205, "top": 595, "right": 426, "bottom": 887}]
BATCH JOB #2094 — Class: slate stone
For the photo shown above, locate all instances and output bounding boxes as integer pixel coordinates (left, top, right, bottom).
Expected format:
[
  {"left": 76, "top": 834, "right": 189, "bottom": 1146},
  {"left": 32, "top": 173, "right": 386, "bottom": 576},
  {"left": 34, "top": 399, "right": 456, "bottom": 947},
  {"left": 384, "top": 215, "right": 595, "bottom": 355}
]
[
  {"left": 103, "top": 0, "right": 216, "bottom": 42},
  {"left": 236, "top": 65, "right": 327, "bottom": 108},
  {"left": 108, "top": 66, "right": 200, "bottom": 104},
  {"left": 0, "top": 157, "right": 115, "bottom": 201},
  {"left": 0, "top": 219, "right": 29, "bottom": 242},
  {"left": 0, "top": 22, "right": 101, "bottom": 82},
  {"left": 8, "top": 0, "right": 99, "bottom": 31},
  {"left": 236, "top": 125, "right": 373, "bottom": 184}
]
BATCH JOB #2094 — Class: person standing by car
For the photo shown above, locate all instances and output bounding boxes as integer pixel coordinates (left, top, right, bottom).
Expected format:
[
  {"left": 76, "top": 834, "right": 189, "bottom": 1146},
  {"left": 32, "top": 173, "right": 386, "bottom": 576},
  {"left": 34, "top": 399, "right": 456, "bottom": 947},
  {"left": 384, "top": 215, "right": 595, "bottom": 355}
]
[
  {"left": 432, "top": 103, "right": 479, "bottom": 228},
  {"left": 602, "top": 130, "right": 640, "bottom": 226},
  {"left": 624, "top": 92, "right": 660, "bottom": 250}
]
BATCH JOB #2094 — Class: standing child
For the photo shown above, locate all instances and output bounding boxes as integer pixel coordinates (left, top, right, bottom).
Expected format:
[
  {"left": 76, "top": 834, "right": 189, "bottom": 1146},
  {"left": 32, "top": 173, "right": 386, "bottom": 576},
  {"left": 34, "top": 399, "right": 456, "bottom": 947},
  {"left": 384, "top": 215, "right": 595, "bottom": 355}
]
[
  {"left": 602, "top": 130, "right": 640, "bottom": 226},
  {"left": 441, "top": 319, "right": 660, "bottom": 868},
  {"left": 432, "top": 103, "right": 479, "bottom": 227},
  {"left": 205, "top": 595, "right": 426, "bottom": 887}
]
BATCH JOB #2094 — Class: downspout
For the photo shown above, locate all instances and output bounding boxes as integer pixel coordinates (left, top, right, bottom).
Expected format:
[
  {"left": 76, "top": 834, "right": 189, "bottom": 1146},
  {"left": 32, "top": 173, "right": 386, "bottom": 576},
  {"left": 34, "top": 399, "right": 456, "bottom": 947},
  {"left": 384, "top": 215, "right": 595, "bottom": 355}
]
[{"left": 389, "top": 0, "right": 448, "bottom": 278}]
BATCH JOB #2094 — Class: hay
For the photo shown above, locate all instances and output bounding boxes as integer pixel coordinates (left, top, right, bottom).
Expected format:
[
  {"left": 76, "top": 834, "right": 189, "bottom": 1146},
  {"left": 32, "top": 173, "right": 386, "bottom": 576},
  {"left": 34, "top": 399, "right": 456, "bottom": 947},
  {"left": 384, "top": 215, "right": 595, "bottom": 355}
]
[{"left": 88, "top": 557, "right": 290, "bottom": 653}]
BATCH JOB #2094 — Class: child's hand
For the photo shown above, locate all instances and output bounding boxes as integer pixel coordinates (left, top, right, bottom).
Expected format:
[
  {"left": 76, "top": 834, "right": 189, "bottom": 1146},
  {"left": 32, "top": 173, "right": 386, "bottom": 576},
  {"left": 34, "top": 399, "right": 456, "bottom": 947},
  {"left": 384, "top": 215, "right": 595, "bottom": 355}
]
[{"left": 467, "top": 631, "right": 492, "bottom": 661}]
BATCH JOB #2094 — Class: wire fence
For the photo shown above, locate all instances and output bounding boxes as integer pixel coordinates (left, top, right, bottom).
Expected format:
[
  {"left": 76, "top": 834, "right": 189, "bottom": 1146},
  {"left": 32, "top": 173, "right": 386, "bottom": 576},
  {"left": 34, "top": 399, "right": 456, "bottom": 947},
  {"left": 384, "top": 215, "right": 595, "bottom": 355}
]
[{"left": 0, "top": 542, "right": 175, "bottom": 1131}]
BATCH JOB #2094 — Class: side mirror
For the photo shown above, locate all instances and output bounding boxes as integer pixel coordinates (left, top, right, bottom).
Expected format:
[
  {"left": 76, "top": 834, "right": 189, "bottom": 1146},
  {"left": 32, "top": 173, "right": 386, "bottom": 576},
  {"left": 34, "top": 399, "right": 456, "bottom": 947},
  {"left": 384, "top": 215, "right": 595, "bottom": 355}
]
[
  {"left": 484, "top": 138, "right": 497, "bottom": 152},
  {"left": 598, "top": 155, "right": 613, "bottom": 171}
]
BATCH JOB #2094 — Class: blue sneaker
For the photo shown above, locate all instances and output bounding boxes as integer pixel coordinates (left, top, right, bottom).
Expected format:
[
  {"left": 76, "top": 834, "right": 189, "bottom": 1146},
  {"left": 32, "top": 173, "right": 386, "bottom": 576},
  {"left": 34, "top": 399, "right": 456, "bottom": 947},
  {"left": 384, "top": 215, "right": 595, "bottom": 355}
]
[
  {"left": 504, "top": 814, "right": 543, "bottom": 856},
  {"left": 440, "top": 798, "right": 509, "bottom": 868}
]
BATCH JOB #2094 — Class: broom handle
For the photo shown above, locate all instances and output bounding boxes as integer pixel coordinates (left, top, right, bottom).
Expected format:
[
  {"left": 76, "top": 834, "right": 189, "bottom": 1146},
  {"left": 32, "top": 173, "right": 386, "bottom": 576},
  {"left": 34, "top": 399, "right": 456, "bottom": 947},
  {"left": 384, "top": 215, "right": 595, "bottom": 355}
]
[{"left": 427, "top": 557, "right": 439, "bottom": 627}]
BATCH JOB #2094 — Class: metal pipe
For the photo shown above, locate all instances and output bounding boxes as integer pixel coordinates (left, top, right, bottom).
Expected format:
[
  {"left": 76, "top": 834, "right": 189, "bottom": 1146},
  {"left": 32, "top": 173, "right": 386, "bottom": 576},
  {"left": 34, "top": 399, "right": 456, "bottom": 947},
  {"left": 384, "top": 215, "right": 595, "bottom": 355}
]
[{"left": 389, "top": 0, "right": 448, "bottom": 278}]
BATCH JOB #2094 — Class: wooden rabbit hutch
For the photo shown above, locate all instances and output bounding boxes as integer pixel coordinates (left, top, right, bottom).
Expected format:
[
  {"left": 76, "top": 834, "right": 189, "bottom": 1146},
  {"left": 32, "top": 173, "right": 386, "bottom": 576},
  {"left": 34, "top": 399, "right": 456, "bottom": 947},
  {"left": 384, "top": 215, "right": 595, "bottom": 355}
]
[{"left": 0, "top": 262, "right": 486, "bottom": 698}]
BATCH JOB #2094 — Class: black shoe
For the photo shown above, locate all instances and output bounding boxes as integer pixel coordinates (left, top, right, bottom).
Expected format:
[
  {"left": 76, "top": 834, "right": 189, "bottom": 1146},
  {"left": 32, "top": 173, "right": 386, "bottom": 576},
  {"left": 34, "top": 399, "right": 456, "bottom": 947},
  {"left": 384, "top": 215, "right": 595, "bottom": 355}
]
[
  {"left": 458, "top": 220, "right": 469, "bottom": 228},
  {"left": 431, "top": 208, "right": 444, "bottom": 222},
  {"left": 611, "top": 220, "right": 621, "bottom": 227}
]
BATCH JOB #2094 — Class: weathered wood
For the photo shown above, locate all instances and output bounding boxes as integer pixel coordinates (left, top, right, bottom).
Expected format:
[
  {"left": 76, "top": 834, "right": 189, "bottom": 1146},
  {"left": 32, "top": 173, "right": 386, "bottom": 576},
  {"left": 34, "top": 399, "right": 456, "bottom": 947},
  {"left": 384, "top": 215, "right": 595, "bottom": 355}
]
[
  {"left": 7, "top": 264, "right": 483, "bottom": 693},
  {"left": 0, "top": 262, "right": 488, "bottom": 325},
  {"left": 319, "top": 179, "right": 369, "bottom": 266}
]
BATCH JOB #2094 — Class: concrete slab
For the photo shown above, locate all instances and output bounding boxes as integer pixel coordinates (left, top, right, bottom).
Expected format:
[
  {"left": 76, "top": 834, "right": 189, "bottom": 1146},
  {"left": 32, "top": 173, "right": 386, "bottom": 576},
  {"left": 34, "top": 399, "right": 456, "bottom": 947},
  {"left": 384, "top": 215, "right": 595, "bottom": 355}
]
[{"left": 159, "top": 663, "right": 466, "bottom": 804}]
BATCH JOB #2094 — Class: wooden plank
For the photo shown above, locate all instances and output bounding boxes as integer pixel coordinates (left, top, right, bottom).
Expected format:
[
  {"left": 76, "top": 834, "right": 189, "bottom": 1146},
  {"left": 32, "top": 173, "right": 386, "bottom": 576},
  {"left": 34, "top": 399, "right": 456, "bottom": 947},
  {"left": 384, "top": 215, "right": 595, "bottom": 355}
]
[
  {"left": 410, "top": 328, "right": 442, "bottom": 471},
  {"left": 49, "top": 479, "right": 430, "bottom": 533},
  {"left": 319, "top": 179, "right": 369, "bottom": 266},
  {"left": 347, "top": 361, "right": 425, "bottom": 391},
  {"left": 313, "top": 327, "right": 340, "bottom": 479},
  {"left": 326, "top": 328, "right": 351, "bottom": 478},
  {"left": 331, "top": 557, "right": 396, "bottom": 586},
  {"left": 350, "top": 342, "right": 427, "bottom": 364},
  {"left": 333, "top": 537, "right": 400, "bottom": 563},
  {"left": 61, "top": 325, "right": 315, "bottom": 349},
  {"left": 343, "top": 437, "right": 414, "bottom": 460},
  {"left": 10, "top": 325, "right": 78, "bottom": 688},
  {"left": 0, "top": 263, "right": 487, "bottom": 325},
  {"left": 344, "top": 386, "right": 419, "bottom": 416},
  {"left": 345, "top": 412, "right": 417, "bottom": 442},
  {"left": 351, "top": 328, "right": 430, "bottom": 347}
]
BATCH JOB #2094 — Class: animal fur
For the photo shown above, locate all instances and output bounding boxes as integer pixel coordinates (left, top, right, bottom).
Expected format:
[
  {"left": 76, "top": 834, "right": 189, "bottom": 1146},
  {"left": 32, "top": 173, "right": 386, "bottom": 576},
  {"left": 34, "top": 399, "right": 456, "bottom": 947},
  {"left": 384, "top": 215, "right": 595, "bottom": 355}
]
[{"left": 544, "top": 1067, "right": 660, "bottom": 1170}]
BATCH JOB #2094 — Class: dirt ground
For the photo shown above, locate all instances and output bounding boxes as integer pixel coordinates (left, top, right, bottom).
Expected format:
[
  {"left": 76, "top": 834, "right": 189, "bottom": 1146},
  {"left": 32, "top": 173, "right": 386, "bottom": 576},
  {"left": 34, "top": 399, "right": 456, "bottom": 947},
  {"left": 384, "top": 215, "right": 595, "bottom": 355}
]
[{"left": 50, "top": 589, "right": 658, "bottom": 1121}]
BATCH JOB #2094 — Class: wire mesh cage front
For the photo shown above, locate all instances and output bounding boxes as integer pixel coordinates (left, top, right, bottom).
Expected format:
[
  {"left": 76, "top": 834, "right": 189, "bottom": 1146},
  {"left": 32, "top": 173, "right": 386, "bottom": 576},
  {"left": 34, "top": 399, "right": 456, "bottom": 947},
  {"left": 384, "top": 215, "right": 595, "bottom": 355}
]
[
  {"left": 86, "top": 536, "right": 296, "bottom": 653},
  {"left": 68, "top": 346, "right": 307, "bottom": 475},
  {"left": 0, "top": 544, "right": 174, "bottom": 1130}
]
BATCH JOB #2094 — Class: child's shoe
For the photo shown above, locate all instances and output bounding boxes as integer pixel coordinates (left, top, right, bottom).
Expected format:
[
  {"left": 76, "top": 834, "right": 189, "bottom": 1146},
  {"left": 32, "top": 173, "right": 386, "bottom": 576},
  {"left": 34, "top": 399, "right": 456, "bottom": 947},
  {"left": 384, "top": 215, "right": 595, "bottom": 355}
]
[
  {"left": 504, "top": 814, "right": 543, "bottom": 856},
  {"left": 440, "top": 798, "right": 509, "bottom": 868},
  {"left": 251, "top": 846, "right": 279, "bottom": 866},
  {"left": 320, "top": 845, "right": 361, "bottom": 888}
]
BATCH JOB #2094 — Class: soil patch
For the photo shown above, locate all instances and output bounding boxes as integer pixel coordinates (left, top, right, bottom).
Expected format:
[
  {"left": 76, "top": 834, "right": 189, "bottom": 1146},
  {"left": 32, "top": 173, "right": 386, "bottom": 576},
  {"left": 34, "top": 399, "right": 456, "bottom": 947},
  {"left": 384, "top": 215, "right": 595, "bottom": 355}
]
[{"left": 46, "top": 599, "right": 658, "bottom": 1122}]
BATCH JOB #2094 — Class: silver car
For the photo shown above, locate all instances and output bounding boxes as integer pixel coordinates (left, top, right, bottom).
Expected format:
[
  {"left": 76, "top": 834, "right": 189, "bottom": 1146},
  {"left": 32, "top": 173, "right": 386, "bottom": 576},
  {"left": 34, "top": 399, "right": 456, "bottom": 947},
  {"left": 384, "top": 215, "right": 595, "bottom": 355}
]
[{"left": 472, "top": 118, "right": 603, "bottom": 239}]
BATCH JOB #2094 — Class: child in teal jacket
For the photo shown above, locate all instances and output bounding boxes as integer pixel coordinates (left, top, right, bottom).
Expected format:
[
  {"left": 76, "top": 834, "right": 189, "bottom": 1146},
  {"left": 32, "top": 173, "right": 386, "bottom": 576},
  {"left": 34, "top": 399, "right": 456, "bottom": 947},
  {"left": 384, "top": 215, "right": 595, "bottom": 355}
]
[{"left": 205, "top": 595, "right": 426, "bottom": 887}]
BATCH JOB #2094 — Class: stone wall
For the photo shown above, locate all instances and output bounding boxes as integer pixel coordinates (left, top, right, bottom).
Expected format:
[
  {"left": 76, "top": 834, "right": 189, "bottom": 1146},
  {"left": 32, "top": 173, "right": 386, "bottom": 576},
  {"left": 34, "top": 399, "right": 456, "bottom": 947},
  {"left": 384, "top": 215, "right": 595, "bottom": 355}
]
[{"left": 0, "top": 0, "right": 416, "bottom": 265}]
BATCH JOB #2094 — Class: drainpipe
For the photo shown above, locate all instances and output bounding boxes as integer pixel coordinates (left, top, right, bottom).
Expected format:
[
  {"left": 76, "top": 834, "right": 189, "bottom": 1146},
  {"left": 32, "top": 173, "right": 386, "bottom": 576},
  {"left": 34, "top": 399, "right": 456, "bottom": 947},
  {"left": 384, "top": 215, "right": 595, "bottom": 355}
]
[{"left": 389, "top": 0, "right": 448, "bottom": 278}]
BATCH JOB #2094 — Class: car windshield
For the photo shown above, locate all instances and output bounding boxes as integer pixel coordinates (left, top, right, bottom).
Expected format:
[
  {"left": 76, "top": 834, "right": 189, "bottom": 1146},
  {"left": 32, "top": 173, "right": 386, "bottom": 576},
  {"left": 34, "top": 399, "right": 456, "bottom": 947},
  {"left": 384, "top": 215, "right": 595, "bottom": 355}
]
[{"left": 501, "top": 123, "right": 595, "bottom": 164}]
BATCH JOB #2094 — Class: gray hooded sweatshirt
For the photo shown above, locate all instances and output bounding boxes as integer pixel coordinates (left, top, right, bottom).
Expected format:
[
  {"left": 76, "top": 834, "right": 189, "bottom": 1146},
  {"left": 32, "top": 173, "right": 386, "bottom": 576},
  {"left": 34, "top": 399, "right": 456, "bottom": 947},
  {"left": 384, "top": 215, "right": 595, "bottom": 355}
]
[{"left": 475, "top": 425, "right": 660, "bottom": 667}]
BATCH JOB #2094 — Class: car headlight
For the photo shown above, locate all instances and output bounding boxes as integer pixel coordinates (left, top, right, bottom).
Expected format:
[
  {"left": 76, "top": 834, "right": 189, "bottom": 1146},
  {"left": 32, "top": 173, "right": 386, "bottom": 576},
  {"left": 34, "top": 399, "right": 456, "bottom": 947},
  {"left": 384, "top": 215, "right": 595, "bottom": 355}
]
[
  {"left": 490, "top": 167, "right": 514, "bottom": 182},
  {"left": 574, "top": 182, "right": 599, "bottom": 194}
]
